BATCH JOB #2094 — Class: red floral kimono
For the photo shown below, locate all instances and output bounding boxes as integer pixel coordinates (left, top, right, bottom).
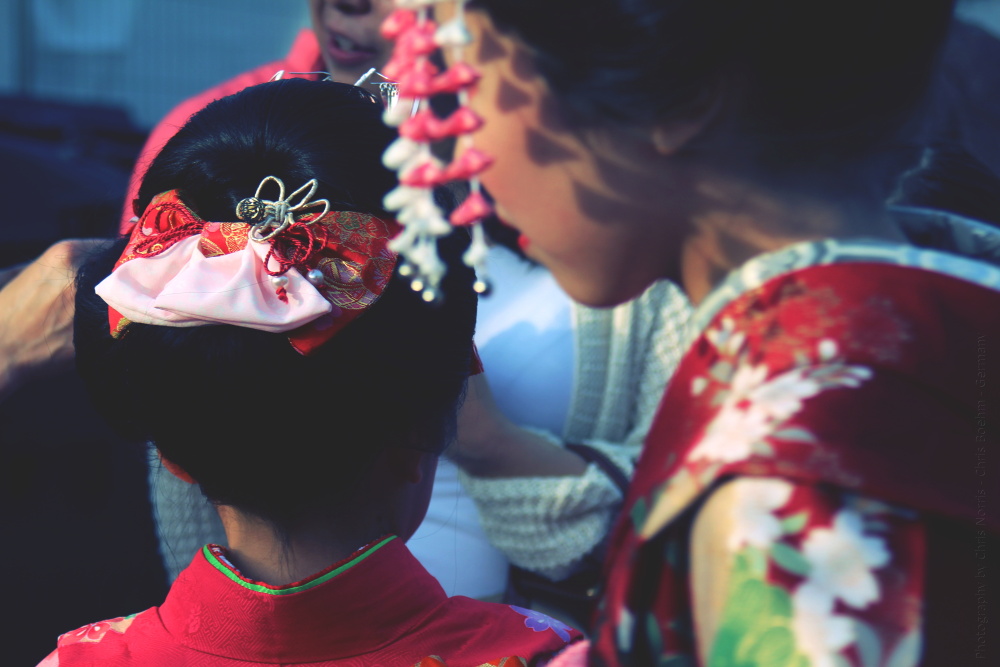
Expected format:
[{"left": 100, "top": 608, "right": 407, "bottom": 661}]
[
  {"left": 39, "top": 536, "right": 579, "bottom": 666},
  {"left": 584, "top": 225, "right": 1000, "bottom": 666}
]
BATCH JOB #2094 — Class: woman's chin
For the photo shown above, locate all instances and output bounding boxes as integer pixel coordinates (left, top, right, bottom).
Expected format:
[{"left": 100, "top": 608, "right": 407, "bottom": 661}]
[{"left": 550, "top": 271, "right": 650, "bottom": 309}]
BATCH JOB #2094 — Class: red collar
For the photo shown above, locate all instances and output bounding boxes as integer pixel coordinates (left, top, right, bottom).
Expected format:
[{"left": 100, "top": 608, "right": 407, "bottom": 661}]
[{"left": 159, "top": 536, "right": 449, "bottom": 662}]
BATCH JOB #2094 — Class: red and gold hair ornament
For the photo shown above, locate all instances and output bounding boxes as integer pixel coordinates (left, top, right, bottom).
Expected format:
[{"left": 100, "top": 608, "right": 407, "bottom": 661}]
[{"left": 95, "top": 177, "right": 400, "bottom": 355}]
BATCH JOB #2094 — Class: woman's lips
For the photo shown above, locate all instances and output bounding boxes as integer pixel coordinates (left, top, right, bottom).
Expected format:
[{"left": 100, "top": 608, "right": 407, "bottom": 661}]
[{"left": 325, "top": 31, "right": 377, "bottom": 67}]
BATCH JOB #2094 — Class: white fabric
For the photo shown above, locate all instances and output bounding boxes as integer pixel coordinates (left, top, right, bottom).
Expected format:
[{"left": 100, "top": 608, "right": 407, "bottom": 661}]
[
  {"left": 148, "top": 450, "right": 225, "bottom": 584},
  {"left": 460, "top": 279, "right": 693, "bottom": 580},
  {"left": 405, "top": 247, "right": 575, "bottom": 598},
  {"left": 406, "top": 459, "right": 509, "bottom": 598},
  {"left": 95, "top": 235, "right": 332, "bottom": 332},
  {"left": 475, "top": 245, "right": 575, "bottom": 437}
]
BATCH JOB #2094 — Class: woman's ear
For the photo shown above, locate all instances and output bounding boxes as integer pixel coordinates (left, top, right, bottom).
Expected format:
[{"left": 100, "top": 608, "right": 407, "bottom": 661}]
[
  {"left": 651, "top": 118, "right": 713, "bottom": 155},
  {"left": 157, "top": 449, "right": 196, "bottom": 484},
  {"left": 383, "top": 447, "right": 432, "bottom": 484},
  {"left": 650, "top": 80, "right": 727, "bottom": 156}
]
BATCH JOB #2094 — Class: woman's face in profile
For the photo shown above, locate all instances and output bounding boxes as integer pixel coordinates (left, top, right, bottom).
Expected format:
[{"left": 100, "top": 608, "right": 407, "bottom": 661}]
[{"left": 440, "top": 7, "right": 685, "bottom": 307}]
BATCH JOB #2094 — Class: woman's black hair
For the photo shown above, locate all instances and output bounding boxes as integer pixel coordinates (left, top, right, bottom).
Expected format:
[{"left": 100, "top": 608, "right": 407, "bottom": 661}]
[
  {"left": 470, "top": 0, "right": 956, "bottom": 193},
  {"left": 75, "top": 79, "right": 477, "bottom": 529}
]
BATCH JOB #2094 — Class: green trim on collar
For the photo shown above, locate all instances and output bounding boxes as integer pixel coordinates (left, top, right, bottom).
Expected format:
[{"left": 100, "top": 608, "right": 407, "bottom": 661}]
[{"left": 203, "top": 535, "right": 397, "bottom": 595}]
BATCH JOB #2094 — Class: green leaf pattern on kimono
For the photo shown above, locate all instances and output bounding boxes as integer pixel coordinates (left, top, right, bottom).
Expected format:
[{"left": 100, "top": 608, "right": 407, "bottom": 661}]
[
  {"left": 709, "top": 549, "right": 805, "bottom": 667},
  {"left": 708, "top": 479, "right": 899, "bottom": 667}
]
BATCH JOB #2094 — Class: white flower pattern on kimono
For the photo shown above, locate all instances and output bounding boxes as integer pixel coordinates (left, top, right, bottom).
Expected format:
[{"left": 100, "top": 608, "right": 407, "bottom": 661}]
[
  {"left": 688, "top": 334, "right": 873, "bottom": 465},
  {"left": 729, "top": 362, "right": 771, "bottom": 398},
  {"left": 688, "top": 396, "right": 773, "bottom": 463},
  {"left": 726, "top": 478, "right": 795, "bottom": 550},
  {"left": 744, "top": 370, "right": 822, "bottom": 420},
  {"left": 704, "top": 317, "right": 745, "bottom": 356},
  {"left": 801, "top": 509, "right": 891, "bottom": 609},
  {"left": 792, "top": 582, "right": 855, "bottom": 667}
]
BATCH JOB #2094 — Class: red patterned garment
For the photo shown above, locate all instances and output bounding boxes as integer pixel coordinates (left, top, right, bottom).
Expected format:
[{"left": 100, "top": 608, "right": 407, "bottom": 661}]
[
  {"left": 588, "top": 234, "right": 1000, "bottom": 666},
  {"left": 39, "top": 536, "right": 579, "bottom": 666},
  {"left": 104, "top": 189, "right": 399, "bottom": 354}
]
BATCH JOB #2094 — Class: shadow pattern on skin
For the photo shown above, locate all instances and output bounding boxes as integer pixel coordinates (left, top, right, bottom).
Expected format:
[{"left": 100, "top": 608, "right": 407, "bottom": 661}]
[
  {"left": 487, "top": 26, "right": 669, "bottom": 232},
  {"left": 477, "top": 25, "right": 508, "bottom": 64},
  {"left": 569, "top": 181, "right": 650, "bottom": 228},
  {"left": 496, "top": 78, "right": 531, "bottom": 112}
]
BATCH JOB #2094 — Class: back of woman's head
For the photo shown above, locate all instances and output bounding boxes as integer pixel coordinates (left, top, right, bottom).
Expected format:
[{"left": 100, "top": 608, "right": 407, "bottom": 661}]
[
  {"left": 75, "top": 79, "right": 477, "bottom": 528},
  {"left": 471, "top": 0, "right": 956, "bottom": 192},
  {"left": 135, "top": 78, "right": 394, "bottom": 220}
]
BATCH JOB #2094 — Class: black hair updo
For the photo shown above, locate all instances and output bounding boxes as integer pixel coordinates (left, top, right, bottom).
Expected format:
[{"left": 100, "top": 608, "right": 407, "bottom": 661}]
[{"left": 74, "top": 79, "right": 477, "bottom": 529}]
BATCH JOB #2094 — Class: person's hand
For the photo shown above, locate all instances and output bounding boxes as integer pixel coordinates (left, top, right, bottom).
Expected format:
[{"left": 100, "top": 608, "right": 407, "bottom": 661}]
[
  {"left": 451, "top": 373, "right": 587, "bottom": 478},
  {"left": 0, "top": 239, "right": 108, "bottom": 402}
]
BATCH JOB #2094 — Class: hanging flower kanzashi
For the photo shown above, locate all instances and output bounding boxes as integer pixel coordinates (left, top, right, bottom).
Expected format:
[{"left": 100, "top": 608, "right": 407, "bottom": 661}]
[{"left": 379, "top": 0, "right": 493, "bottom": 302}]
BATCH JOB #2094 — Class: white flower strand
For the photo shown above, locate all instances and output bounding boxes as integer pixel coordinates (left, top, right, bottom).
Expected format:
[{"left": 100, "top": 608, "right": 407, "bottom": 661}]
[
  {"left": 379, "top": 4, "right": 442, "bottom": 302},
  {"left": 381, "top": 0, "right": 492, "bottom": 301}
]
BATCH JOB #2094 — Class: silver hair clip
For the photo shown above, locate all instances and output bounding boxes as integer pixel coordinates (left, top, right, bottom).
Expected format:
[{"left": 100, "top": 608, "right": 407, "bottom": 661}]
[
  {"left": 271, "top": 69, "right": 406, "bottom": 113},
  {"left": 356, "top": 69, "right": 404, "bottom": 112},
  {"left": 352, "top": 70, "right": 405, "bottom": 112},
  {"left": 355, "top": 68, "right": 378, "bottom": 86},
  {"left": 365, "top": 71, "right": 402, "bottom": 111},
  {"left": 236, "top": 176, "right": 331, "bottom": 243},
  {"left": 378, "top": 81, "right": 400, "bottom": 111}
]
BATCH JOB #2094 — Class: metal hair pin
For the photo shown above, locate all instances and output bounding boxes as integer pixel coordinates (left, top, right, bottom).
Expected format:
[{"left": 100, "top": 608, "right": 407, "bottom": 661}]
[
  {"left": 356, "top": 69, "right": 405, "bottom": 112},
  {"left": 270, "top": 68, "right": 406, "bottom": 114},
  {"left": 236, "top": 176, "right": 331, "bottom": 242}
]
